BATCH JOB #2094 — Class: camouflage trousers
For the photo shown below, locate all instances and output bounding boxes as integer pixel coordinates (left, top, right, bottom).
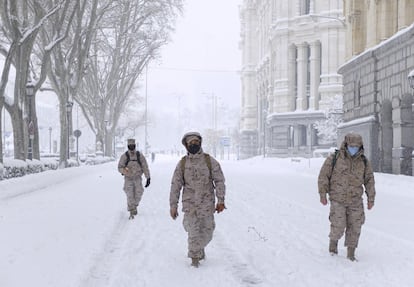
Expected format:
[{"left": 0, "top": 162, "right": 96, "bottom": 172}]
[
  {"left": 183, "top": 211, "right": 215, "bottom": 259},
  {"left": 329, "top": 200, "right": 365, "bottom": 248},
  {"left": 123, "top": 177, "right": 144, "bottom": 212}
]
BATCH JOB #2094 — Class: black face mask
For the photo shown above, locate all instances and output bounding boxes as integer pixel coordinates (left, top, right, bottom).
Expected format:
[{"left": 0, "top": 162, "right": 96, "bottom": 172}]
[
  {"left": 128, "top": 144, "right": 136, "bottom": 151},
  {"left": 188, "top": 144, "right": 200, "bottom": 154}
]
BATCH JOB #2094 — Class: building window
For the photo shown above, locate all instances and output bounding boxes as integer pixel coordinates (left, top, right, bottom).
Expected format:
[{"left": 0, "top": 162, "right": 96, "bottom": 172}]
[
  {"left": 288, "top": 126, "right": 294, "bottom": 147},
  {"left": 299, "top": 125, "right": 307, "bottom": 146},
  {"left": 354, "top": 80, "right": 361, "bottom": 107},
  {"left": 300, "top": 0, "right": 311, "bottom": 15}
]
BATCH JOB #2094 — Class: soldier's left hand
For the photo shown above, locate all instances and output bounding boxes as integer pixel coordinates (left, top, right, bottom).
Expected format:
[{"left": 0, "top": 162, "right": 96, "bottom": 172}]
[
  {"left": 367, "top": 202, "right": 374, "bottom": 210},
  {"left": 170, "top": 207, "right": 178, "bottom": 220},
  {"left": 215, "top": 203, "right": 226, "bottom": 213},
  {"left": 144, "top": 178, "right": 151, "bottom": 188}
]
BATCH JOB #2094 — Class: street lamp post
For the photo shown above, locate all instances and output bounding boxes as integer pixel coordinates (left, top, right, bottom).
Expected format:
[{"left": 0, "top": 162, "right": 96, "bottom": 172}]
[
  {"left": 202, "top": 92, "right": 217, "bottom": 157},
  {"left": 263, "top": 109, "right": 268, "bottom": 158},
  {"left": 49, "top": 127, "right": 52, "bottom": 154},
  {"left": 26, "top": 82, "right": 35, "bottom": 160},
  {"left": 2, "top": 106, "right": 5, "bottom": 157},
  {"left": 104, "top": 120, "right": 108, "bottom": 157},
  {"left": 66, "top": 101, "right": 73, "bottom": 160},
  {"left": 145, "top": 64, "right": 148, "bottom": 155}
]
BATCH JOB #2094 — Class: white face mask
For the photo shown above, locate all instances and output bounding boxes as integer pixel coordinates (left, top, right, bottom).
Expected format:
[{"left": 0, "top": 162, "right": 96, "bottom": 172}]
[{"left": 347, "top": 146, "right": 359, "bottom": 156}]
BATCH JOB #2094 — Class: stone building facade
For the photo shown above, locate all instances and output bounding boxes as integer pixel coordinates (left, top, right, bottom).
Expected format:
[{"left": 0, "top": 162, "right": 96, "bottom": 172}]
[
  {"left": 338, "top": 0, "right": 414, "bottom": 175},
  {"left": 239, "top": 0, "right": 346, "bottom": 159}
]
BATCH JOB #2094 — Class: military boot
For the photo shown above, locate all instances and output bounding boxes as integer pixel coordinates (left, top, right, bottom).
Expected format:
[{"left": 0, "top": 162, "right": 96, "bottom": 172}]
[
  {"left": 329, "top": 240, "right": 338, "bottom": 254},
  {"left": 191, "top": 257, "right": 200, "bottom": 268},
  {"left": 347, "top": 247, "right": 356, "bottom": 261}
]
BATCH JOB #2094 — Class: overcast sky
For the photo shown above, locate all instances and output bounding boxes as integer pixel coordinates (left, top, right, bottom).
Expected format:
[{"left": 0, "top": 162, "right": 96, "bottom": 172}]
[
  {"left": 2, "top": 0, "right": 243, "bottom": 155},
  {"left": 141, "top": 0, "right": 242, "bottom": 151}
]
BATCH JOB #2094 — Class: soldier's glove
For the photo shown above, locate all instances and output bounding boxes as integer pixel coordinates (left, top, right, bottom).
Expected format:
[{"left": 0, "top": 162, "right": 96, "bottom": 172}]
[
  {"left": 170, "top": 207, "right": 178, "bottom": 220},
  {"left": 144, "top": 178, "right": 151, "bottom": 188},
  {"left": 215, "top": 203, "right": 226, "bottom": 213},
  {"left": 320, "top": 195, "right": 328, "bottom": 206}
]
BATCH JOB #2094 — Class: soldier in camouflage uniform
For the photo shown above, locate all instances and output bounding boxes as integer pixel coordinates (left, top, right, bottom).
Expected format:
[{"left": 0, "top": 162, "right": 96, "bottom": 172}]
[
  {"left": 170, "top": 132, "right": 226, "bottom": 268},
  {"left": 318, "top": 133, "right": 376, "bottom": 261},
  {"left": 118, "top": 139, "right": 151, "bottom": 219}
]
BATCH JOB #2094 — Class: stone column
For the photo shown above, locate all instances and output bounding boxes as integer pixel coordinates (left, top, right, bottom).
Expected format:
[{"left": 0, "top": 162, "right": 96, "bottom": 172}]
[
  {"left": 296, "top": 43, "right": 308, "bottom": 110},
  {"left": 392, "top": 95, "right": 414, "bottom": 175},
  {"left": 288, "top": 45, "right": 297, "bottom": 111},
  {"left": 309, "top": 41, "right": 321, "bottom": 110}
]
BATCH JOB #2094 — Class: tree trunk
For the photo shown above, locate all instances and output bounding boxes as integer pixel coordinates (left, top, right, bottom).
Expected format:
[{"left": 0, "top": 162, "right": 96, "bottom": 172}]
[
  {"left": 10, "top": 106, "right": 26, "bottom": 160},
  {"left": 59, "top": 101, "right": 69, "bottom": 168}
]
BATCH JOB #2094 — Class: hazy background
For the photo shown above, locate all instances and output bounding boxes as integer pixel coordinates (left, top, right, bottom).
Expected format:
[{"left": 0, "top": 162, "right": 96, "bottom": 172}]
[
  {"left": 2, "top": 0, "right": 242, "bottom": 156},
  {"left": 138, "top": 0, "right": 242, "bottom": 152}
]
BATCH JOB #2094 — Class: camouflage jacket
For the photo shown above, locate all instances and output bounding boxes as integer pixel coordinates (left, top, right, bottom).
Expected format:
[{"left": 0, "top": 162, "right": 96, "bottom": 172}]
[
  {"left": 170, "top": 149, "right": 225, "bottom": 215},
  {"left": 117, "top": 150, "right": 150, "bottom": 180},
  {"left": 318, "top": 142, "right": 376, "bottom": 205}
]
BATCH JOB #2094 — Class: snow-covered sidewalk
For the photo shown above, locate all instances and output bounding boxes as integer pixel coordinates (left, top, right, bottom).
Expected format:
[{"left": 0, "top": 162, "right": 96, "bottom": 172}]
[{"left": 0, "top": 155, "right": 413, "bottom": 287}]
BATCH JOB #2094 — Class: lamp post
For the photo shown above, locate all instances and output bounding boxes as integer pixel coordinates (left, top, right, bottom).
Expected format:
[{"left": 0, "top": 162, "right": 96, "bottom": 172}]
[
  {"left": 49, "top": 127, "right": 52, "bottom": 154},
  {"left": 263, "top": 109, "right": 268, "bottom": 158},
  {"left": 145, "top": 64, "right": 148, "bottom": 155},
  {"left": 202, "top": 92, "right": 217, "bottom": 157},
  {"left": 2, "top": 106, "right": 5, "bottom": 157},
  {"left": 66, "top": 101, "right": 73, "bottom": 160},
  {"left": 104, "top": 120, "right": 108, "bottom": 157},
  {"left": 26, "top": 82, "right": 35, "bottom": 160}
]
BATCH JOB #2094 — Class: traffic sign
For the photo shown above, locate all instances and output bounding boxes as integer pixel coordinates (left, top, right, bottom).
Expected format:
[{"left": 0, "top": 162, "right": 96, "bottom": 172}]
[{"left": 74, "top": 129, "right": 82, "bottom": 138}]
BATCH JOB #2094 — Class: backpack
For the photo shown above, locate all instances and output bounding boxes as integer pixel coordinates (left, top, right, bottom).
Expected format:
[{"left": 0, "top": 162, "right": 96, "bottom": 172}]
[
  {"left": 329, "top": 149, "right": 367, "bottom": 180},
  {"left": 180, "top": 153, "right": 213, "bottom": 185},
  {"left": 124, "top": 151, "right": 142, "bottom": 168}
]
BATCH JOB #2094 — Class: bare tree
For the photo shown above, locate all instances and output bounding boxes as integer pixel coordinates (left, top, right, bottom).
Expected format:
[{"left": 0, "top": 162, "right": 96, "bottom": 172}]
[
  {"left": 44, "top": 0, "right": 109, "bottom": 166},
  {"left": 0, "top": 0, "right": 73, "bottom": 161},
  {"left": 77, "top": 0, "right": 183, "bottom": 156}
]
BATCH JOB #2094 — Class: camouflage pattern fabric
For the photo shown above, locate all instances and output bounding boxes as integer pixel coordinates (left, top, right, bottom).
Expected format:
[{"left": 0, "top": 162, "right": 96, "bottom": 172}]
[
  {"left": 170, "top": 148, "right": 225, "bottom": 258},
  {"left": 183, "top": 212, "right": 215, "bottom": 259},
  {"left": 118, "top": 150, "right": 150, "bottom": 211},
  {"left": 329, "top": 200, "right": 365, "bottom": 248},
  {"left": 170, "top": 148, "right": 225, "bottom": 214},
  {"left": 318, "top": 136, "right": 375, "bottom": 205},
  {"left": 318, "top": 133, "right": 375, "bottom": 248}
]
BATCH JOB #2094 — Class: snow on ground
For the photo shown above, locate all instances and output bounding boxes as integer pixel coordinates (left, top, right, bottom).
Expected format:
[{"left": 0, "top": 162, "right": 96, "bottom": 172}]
[{"left": 0, "top": 154, "right": 413, "bottom": 287}]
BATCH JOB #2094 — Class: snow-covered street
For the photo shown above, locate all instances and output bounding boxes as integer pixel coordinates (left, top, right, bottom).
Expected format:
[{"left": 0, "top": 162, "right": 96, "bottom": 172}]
[{"left": 1, "top": 155, "right": 413, "bottom": 287}]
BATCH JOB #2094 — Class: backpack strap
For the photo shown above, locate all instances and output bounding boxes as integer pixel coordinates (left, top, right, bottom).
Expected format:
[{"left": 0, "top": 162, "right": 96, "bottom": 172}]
[
  {"left": 124, "top": 151, "right": 130, "bottom": 167},
  {"left": 329, "top": 149, "right": 367, "bottom": 180},
  {"left": 180, "top": 156, "right": 186, "bottom": 176},
  {"left": 204, "top": 153, "right": 213, "bottom": 181},
  {"left": 136, "top": 151, "right": 142, "bottom": 168},
  {"left": 329, "top": 149, "right": 340, "bottom": 180},
  {"left": 180, "top": 153, "right": 213, "bottom": 184},
  {"left": 361, "top": 154, "right": 367, "bottom": 166},
  {"left": 124, "top": 150, "right": 142, "bottom": 168}
]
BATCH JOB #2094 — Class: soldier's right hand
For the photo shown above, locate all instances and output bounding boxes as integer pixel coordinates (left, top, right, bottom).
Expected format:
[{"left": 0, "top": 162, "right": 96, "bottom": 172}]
[
  {"left": 170, "top": 207, "right": 178, "bottom": 220},
  {"left": 320, "top": 196, "right": 328, "bottom": 205}
]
